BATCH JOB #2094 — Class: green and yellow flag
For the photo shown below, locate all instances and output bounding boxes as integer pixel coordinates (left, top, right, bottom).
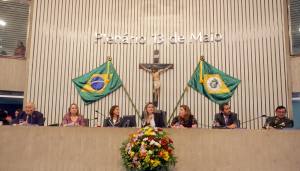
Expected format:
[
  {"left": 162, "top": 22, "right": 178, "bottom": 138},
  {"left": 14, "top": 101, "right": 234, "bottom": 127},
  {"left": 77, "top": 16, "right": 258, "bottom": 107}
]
[
  {"left": 188, "top": 60, "right": 240, "bottom": 104},
  {"left": 72, "top": 60, "right": 122, "bottom": 104}
]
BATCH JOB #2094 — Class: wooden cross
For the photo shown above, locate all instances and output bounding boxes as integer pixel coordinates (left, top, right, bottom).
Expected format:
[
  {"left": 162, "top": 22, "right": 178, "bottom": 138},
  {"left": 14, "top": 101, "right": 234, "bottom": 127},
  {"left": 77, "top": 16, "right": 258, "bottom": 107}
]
[{"left": 139, "top": 50, "right": 174, "bottom": 107}]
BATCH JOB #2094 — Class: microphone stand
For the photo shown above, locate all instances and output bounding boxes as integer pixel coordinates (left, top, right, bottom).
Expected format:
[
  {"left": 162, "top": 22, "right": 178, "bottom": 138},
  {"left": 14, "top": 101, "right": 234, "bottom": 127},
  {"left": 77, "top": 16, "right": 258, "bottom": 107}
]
[
  {"left": 124, "top": 120, "right": 130, "bottom": 127},
  {"left": 95, "top": 110, "right": 106, "bottom": 127},
  {"left": 240, "top": 115, "right": 268, "bottom": 127}
]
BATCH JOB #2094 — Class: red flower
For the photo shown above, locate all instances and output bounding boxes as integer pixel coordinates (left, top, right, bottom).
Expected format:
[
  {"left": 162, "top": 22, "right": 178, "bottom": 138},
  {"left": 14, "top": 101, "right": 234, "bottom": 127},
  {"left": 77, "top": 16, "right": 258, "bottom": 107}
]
[
  {"left": 161, "top": 139, "right": 168, "bottom": 146},
  {"left": 148, "top": 136, "right": 154, "bottom": 141}
]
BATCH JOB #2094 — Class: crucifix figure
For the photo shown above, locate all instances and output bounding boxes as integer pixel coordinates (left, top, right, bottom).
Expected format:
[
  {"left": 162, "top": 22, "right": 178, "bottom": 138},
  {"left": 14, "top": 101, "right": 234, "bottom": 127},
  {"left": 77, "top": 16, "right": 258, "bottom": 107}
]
[{"left": 139, "top": 50, "right": 174, "bottom": 107}]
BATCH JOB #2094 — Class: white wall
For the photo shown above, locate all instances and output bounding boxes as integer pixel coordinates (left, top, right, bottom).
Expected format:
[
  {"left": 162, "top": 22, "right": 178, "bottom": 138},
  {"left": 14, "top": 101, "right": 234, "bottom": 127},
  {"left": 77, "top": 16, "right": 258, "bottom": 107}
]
[
  {"left": 0, "top": 58, "right": 26, "bottom": 92},
  {"left": 26, "top": 0, "right": 290, "bottom": 128}
]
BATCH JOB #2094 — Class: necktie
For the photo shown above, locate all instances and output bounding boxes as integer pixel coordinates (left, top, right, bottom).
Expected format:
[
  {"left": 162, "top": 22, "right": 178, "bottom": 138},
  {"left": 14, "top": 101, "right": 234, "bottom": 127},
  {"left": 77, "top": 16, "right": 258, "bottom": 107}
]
[{"left": 225, "top": 116, "right": 228, "bottom": 125}]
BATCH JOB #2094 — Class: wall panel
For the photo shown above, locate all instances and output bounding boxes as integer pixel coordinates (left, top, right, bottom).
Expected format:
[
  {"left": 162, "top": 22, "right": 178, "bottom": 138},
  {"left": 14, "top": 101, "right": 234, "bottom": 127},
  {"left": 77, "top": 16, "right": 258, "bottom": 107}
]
[{"left": 26, "top": 0, "right": 289, "bottom": 128}]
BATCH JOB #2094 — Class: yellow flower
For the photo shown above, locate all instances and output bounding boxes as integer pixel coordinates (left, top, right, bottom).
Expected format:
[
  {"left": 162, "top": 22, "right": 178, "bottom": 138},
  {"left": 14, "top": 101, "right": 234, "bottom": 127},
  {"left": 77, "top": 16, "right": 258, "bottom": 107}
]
[
  {"left": 144, "top": 156, "right": 150, "bottom": 163},
  {"left": 162, "top": 151, "right": 169, "bottom": 161},
  {"left": 130, "top": 151, "right": 135, "bottom": 158},
  {"left": 145, "top": 129, "right": 156, "bottom": 136},
  {"left": 159, "top": 150, "right": 169, "bottom": 161},
  {"left": 150, "top": 159, "right": 161, "bottom": 167}
]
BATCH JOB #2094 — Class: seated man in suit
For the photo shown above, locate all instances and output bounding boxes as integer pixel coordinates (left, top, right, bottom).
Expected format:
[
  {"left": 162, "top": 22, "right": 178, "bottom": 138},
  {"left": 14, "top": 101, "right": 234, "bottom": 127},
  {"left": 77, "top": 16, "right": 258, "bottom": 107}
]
[
  {"left": 264, "top": 106, "right": 293, "bottom": 129},
  {"left": 213, "top": 103, "right": 238, "bottom": 129},
  {"left": 13, "top": 102, "right": 44, "bottom": 126}
]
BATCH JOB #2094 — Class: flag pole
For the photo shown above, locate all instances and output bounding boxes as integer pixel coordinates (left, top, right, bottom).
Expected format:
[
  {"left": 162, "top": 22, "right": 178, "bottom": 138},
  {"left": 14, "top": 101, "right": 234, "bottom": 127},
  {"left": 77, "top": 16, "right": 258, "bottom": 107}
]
[
  {"left": 167, "top": 85, "right": 189, "bottom": 125},
  {"left": 107, "top": 56, "right": 112, "bottom": 79},
  {"left": 199, "top": 56, "right": 205, "bottom": 83},
  {"left": 122, "top": 86, "right": 142, "bottom": 120},
  {"left": 106, "top": 56, "right": 141, "bottom": 119},
  {"left": 167, "top": 56, "right": 205, "bottom": 125}
]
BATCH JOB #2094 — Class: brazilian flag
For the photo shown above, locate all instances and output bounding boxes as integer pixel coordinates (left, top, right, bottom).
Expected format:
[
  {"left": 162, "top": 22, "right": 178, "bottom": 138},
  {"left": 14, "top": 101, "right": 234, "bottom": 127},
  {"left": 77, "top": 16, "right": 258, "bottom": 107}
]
[
  {"left": 72, "top": 60, "right": 122, "bottom": 104},
  {"left": 188, "top": 60, "right": 240, "bottom": 104}
]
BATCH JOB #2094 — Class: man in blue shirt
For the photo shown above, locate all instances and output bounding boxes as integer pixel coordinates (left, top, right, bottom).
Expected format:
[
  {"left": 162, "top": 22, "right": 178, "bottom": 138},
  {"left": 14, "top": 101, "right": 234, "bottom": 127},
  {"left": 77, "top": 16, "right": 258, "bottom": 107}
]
[{"left": 13, "top": 102, "right": 44, "bottom": 126}]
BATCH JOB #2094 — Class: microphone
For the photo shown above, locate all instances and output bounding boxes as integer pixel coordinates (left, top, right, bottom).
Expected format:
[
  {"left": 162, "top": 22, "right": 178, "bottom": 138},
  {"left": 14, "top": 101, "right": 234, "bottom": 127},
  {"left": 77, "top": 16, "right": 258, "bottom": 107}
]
[
  {"left": 95, "top": 110, "right": 106, "bottom": 127},
  {"left": 240, "top": 114, "right": 269, "bottom": 129},
  {"left": 124, "top": 120, "right": 130, "bottom": 127},
  {"left": 240, "top": 114, "right": 268, "bottom": 124},
  {"left": 89, "top": 117, "right": 99, "bottom": 120},
  {"left": 48, "top": 123, "right": 59, "bottom": 126},
  {"left": 95, "top": 111, "right": 105, "bottom": 119},
  {"left": 95, "top": 110, "right": 105, "bottom": 118},
  {"left": 26, "top": 114, "right": 30, "bottom": 123}
]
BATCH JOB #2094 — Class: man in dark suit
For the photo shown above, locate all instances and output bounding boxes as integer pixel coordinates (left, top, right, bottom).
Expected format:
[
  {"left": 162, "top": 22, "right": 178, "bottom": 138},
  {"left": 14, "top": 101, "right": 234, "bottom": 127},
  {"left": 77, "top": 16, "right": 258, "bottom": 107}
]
[
  {"left": 264, "top": 106, "right": 293, "bottom": 129},
  {"left": 213, "top": 103, "right": 238, "bottom": 129},
  {"left": 13, "top": 102, "right": 44, "bottom": 126}
]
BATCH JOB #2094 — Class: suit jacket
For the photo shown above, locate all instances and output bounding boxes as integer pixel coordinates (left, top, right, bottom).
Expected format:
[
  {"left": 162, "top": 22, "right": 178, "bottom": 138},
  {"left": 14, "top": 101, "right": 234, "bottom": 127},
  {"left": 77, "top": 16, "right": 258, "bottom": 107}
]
[
  {"left": 265, "top": 116, "right": 293, "bottom": 129},
  {"left": 13, "top": 111, "right": 44, "bottom": 126},
  {"left": 103, "top": 117, "right": 123, "bottom": 127},
  {"left": 214, "top": 112, "right": 238, "bottom": 128}
]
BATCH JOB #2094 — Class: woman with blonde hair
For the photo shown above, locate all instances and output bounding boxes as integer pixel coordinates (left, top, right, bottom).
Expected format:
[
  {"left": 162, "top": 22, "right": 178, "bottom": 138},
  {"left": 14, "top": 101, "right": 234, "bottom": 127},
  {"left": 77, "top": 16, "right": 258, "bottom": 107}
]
[
  {"left": 142, "top": 102, "right": 165, "bottom": 128},
  {"left": 61, "top": 103, "right": 85, "bottom": 127}
]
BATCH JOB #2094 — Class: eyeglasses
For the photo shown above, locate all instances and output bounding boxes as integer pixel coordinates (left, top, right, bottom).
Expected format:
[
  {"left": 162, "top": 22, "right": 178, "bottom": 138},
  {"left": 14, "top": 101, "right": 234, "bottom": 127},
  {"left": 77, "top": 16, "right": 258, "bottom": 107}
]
[{"left": 276, "top": 111, "right": 286, "bottom": 114}]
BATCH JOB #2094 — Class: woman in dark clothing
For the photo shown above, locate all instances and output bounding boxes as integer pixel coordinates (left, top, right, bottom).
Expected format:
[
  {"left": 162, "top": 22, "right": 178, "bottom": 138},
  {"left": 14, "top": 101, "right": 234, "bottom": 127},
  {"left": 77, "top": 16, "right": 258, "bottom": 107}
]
[
  {"left": 103, "top": 105, "right": 123, "bottom": 127},
  {"left": 171, "top": 105, "right": 198, "bottom": 128}
]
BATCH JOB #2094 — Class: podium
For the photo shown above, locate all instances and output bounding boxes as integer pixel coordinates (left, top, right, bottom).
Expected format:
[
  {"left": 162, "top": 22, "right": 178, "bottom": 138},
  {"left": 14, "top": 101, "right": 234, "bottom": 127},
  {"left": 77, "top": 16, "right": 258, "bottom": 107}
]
[{"left": 0, "top": 127, "right": 299, "bottom": 171}]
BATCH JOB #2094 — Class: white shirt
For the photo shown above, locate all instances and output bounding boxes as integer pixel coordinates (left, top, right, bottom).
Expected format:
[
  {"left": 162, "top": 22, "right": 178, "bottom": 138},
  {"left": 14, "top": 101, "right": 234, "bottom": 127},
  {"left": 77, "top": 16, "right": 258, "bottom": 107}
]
[{"left": 149, "top": 117, "right": 156, "bottom": 127}]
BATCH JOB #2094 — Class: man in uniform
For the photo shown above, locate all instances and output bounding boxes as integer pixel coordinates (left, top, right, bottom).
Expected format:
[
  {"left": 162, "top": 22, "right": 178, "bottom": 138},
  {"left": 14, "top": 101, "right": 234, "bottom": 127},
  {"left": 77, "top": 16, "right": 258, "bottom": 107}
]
[{"left": 264, "top": 106, "right": 293, "bottom": 129}]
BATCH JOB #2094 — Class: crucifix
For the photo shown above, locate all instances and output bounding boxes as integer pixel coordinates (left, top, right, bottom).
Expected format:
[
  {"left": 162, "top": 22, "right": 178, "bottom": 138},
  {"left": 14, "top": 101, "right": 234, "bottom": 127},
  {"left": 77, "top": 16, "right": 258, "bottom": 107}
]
[{"left": 139, "top": 50, "right": 174, "bottom": 107}]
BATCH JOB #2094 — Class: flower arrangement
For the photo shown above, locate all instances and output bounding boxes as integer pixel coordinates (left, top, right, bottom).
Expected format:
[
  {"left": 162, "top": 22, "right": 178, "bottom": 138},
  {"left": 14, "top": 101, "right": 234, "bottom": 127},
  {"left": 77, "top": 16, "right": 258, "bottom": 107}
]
[{"left": 120, "top": 126, "right": 176, "bottom": 171}]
